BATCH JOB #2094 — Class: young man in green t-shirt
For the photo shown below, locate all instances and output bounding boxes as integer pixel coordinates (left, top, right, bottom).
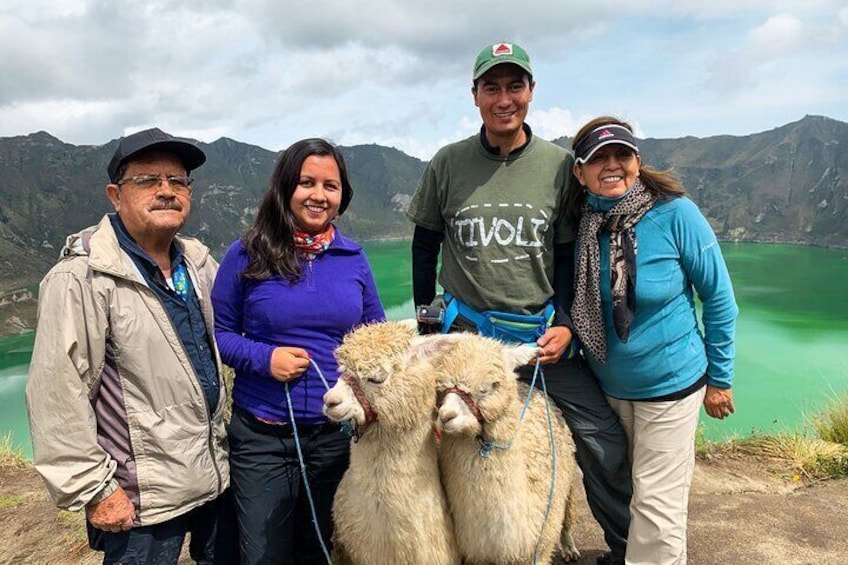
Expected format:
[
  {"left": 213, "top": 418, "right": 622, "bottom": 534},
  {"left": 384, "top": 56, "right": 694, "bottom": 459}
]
[{"left": 406, "top": 41, "right": 631, "bottom": 565}]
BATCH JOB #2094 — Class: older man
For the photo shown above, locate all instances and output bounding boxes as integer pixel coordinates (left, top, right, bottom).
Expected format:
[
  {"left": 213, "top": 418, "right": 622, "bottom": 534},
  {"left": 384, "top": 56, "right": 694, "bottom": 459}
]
[
  {"left": 26, "top": 128, "right": 229, "bottom": 564},
  {"left": 407, "top": 42, "right": 632, "bottom": 565}
]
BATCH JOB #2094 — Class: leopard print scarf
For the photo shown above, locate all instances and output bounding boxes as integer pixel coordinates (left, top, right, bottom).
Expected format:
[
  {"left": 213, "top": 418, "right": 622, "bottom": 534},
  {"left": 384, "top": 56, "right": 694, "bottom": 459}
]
[{"left": 571, "top": 179, "right": 656, "bottom": 363}]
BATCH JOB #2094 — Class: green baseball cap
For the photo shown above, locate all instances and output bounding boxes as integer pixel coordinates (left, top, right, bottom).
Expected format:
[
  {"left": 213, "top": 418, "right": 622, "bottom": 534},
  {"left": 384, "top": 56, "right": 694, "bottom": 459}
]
[{"left": 472, "top": 42, "right": 532, "bottom": 80}]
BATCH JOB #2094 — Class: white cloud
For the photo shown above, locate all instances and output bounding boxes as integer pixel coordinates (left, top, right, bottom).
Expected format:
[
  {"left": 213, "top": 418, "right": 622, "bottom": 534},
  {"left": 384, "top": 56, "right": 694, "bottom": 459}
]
[
  {"left": 1, "top": 0, "right": 91, "bottom": 19},
  {"left": 705, "top": 9, "right": 848, "bottom": 94},
  {"left": 0, "top": 1, "right": 845, "bottom": 158},
  {"left": 0, "top": 98, "right": 132, "bottom": 144},
  {"left": 528, "top": 107, "right": 585, "bottom": 141},
  {"left": 749, "top": 14, "right": 805, "bottom": 56}
]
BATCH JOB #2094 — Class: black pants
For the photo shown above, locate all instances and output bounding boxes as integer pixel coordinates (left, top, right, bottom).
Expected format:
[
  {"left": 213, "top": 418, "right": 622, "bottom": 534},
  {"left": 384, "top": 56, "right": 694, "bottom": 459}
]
[
  {"left": 228, "top": 407, "right": 350, "bottom": 565},
  {"left": 87, "top": 494, "right": 228, "bottom": 565},
  {"left": 518, "top": 355, "right": 632, "bottom": 558}
]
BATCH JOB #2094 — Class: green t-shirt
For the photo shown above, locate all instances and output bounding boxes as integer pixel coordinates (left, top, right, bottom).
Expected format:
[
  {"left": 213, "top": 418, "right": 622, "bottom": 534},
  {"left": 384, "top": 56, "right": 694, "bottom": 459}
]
[{"left": 406, "top": 133, "right": 574, "bottom": 315}]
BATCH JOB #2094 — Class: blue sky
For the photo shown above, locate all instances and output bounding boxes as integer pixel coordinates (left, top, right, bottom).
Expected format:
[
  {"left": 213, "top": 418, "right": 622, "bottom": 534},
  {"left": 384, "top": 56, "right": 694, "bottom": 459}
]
[{"left": 1, "top": 1, "right": 846, "bottom": 160}]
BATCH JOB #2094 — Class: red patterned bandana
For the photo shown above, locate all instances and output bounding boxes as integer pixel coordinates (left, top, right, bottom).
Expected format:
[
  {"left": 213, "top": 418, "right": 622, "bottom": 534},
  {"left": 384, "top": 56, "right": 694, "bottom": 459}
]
[{"left": 293, "top": 225, "right": 335, "bottom": 261}]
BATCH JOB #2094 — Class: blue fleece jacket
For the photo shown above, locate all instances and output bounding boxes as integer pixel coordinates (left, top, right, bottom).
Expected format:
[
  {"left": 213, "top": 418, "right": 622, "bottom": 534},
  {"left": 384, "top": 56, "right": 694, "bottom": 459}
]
[
  {"left": 211, "top": 227, "right": 385, "bottom": 424},
  {"left": 582, "top": 194, "right": 738, "bottom": 400}
]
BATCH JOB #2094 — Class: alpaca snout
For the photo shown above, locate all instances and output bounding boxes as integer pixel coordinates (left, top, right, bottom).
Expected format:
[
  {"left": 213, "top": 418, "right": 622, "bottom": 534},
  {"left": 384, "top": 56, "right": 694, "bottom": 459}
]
[
  {"left": 323, "top": 388, "right": 345, "bottom": 420},
  {"left": 437, "top": 403, "right": 460, "bottom": 432},
  {"left": 323, "top": 384, "right": 365, "bottom": 424},
  {"left": 323, "top": 389, "right": 341, "bottom": 409},
  {"left": 437, "top": 394, "right": 481, "bottom": 435},
  {"left": 324, "top": 388, "right": 342, "bottom": 410}
]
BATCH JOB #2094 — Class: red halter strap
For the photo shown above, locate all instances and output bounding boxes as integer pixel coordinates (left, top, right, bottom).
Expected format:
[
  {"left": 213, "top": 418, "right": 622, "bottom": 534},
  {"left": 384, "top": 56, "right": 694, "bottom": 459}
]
[
  {"left": 341, "top": 373, "right": 378, "bottom": 437},
  {"left": 438, "top": 386, "right": 485, "bottom": 424}
]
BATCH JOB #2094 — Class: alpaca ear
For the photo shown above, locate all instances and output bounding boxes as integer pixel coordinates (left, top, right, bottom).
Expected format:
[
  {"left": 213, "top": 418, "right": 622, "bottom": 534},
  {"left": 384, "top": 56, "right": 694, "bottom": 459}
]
[
  {"left": 502, "top": 344, "right": 542, "bottom": 370},
  {"left": 406, "top": 333, "right": 465, "bottom": 364}
]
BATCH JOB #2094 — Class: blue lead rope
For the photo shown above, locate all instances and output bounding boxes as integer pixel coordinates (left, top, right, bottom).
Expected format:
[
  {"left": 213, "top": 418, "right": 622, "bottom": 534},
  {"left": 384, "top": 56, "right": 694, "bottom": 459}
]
[
  {"left": 475, "top": 357, "right": 558, "bottom": 565},
  {"left": 534, "top": 361, "right": 558, "bottom": 564},
  {"left": 478, "top": 355, "right": 542, "bottom": 457},
  {"left": 284, "top": 358, "right": 334, "bottom": 565}
]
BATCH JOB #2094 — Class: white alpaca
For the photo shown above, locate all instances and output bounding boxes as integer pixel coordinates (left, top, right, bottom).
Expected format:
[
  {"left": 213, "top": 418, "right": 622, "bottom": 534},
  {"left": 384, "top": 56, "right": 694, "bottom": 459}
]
[
  {"left": 435, "top": 334, "right": 580, "bottom": 565},
  {"left": 323, "top": 321, "right": 461, "bottom": 565}
]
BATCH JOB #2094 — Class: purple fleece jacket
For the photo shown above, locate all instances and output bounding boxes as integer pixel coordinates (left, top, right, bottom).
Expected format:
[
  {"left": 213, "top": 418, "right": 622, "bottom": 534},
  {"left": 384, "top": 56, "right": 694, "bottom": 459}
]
[{"left": 212, "top": 227, "right": 385, "bottom": 424}]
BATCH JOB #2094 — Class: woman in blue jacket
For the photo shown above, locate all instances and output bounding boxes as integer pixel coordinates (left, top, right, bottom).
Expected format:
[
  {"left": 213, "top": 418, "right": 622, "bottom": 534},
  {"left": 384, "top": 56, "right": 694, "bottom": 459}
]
[
  {"left": 212, "top": 138, "right": 385, "bottom": 564},
  {"left": 565, "top": 116, "right": 738, "bottom": 565}
]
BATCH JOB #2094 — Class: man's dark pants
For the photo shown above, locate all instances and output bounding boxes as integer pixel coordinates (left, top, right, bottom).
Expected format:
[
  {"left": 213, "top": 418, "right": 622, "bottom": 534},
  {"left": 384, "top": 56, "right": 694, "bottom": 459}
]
[
  {"left": 518, "top": 355, "right": 632, "bottom": 559},
  {"left": 87, "top": 493, "right": 231, "bottom": 564}
]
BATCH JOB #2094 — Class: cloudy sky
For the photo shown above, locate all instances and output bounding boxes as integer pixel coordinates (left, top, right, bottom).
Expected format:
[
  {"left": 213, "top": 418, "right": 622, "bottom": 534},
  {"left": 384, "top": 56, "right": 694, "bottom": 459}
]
[{"left": 1, "top": 0, "right": 846, "bottom": 160}]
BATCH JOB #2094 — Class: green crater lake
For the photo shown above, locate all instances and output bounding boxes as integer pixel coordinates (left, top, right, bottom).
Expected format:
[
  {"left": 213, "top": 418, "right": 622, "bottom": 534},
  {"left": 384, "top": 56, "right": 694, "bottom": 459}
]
[{"left": 2, "top": 241, "right": 847, "bottom": 458}]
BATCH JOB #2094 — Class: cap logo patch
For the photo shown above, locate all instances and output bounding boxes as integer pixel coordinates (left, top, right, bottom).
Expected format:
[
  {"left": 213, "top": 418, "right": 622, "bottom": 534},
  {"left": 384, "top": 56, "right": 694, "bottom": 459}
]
[
  {"left": 493, "top": 43, "right": 513, "bottom": 57},
  {"left": 598, "top": 129, "right": 615, "bottom": 140}
]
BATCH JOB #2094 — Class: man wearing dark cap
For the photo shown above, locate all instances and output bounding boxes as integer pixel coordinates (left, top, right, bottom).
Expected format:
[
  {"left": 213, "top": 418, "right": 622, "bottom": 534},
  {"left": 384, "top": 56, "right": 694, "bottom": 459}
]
[
  {"left": 407, "top": 42, "right": 632, "bottom": 564},
  {"left": 26, "top": 128, "right": 230, "bottom": 564}
]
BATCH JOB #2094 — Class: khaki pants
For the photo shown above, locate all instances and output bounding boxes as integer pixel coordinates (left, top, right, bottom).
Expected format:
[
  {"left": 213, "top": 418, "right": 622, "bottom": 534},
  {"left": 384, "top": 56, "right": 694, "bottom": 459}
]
[{"left": 608, "top": 387, "right": 706, "bottom": 565}]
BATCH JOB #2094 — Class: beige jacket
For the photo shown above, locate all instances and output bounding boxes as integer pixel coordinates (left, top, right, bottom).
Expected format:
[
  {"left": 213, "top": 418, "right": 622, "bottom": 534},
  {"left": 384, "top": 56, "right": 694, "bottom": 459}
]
[{"left": 26, "top": 215, "right": 229, "bottom": 526}]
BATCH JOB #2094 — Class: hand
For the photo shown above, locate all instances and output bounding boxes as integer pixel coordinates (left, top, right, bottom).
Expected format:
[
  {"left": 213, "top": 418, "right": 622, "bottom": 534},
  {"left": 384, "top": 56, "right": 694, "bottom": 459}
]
[
  {"left": 86, "top": 486, "right": 135, "bottom": 533},
  {"left": 270, "top": 347, "right": 311, "bottom": 382},
  {"left": 534, "top": 326, "right": 572, "bottom": 365},
  {"left": 704, "top": 385, "right": 735, "bottom": 420}
]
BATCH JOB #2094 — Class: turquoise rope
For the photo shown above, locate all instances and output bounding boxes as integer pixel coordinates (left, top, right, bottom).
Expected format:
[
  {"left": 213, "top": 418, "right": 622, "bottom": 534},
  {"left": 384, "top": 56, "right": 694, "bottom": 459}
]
[
  {"left": 477, "top": 355, "right": 541, "bottom": 457},
  {"left": 283, "top": 358, "right": 334, "bottom": 565},
  {"left": 474, "top": 358, "right": 558, "bottom": 565},
  {"left": 533, "top": 363, "right": 558, "bottom": 564}
]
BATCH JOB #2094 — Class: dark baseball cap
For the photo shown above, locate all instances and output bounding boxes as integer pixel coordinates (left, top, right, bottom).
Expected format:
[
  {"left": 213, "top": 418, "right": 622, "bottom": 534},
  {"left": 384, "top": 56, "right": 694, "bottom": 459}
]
[
  {"left": 107, "top": 128, "right": 206, "bottom": 183},
  {"left": 573, "top": 124, "right": 640, "bottom": 165}
]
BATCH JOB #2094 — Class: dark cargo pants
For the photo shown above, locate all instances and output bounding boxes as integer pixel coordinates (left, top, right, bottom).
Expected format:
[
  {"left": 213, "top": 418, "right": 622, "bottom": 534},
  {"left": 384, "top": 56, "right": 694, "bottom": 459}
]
[{"left": 228, "top": 406, "right": 350, "bottom": 565}]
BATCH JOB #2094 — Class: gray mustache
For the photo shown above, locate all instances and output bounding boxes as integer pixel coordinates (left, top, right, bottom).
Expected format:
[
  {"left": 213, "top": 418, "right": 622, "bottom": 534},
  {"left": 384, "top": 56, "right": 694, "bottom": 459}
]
[{"left": 149, "top": 199, "right": 183, "bottom": 211}]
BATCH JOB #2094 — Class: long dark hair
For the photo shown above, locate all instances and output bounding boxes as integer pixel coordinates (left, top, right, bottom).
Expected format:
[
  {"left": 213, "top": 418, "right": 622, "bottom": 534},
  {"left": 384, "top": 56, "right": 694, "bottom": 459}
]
[
  {"left": 241, "top": 138, "right": 353, "bottom": 281},
  {"left": 563, "top": 116, "right": 685, "bottom": 225}
]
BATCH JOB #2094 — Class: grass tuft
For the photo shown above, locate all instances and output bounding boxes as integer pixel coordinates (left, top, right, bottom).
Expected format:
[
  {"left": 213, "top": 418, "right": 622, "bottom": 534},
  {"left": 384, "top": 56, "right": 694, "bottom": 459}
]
[
  {"left": 694, "top": 424, "right": 742, "bottom": 460},
  {"left": 0, "top": 494, "right": 26, "bottom": 510},
  {"left": 695, "top": 394, "right": 848, "bottom": 481},
  {"left": 812, "top": 394, "right": 848, "bottom": 445},
  {"left": 694, "top": 424, "right": 716, "bottom": 458},
  {"left": 0, "top": 432, "right": 26, "bottom": 469},
  {"left": 738, "top": 434, "right": 848, "bottom": 480}
]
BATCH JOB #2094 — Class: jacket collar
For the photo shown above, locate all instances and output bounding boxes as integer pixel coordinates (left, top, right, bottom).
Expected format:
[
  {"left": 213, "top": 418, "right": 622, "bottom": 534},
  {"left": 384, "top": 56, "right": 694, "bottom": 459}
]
[
  {"left": 325, "top": 224, "right": 363, "bottom": 255},
  {"left": 62, "top": 214, "right": 210, "bottom": 279},
  {"left": 110, "top": 214, "right": 184, "bottom": 273}
]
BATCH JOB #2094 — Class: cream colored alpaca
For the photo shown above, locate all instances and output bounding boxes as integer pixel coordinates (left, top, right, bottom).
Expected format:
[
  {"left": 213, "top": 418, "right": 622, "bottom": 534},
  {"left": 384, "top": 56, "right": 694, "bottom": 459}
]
[
  {"left": 323, "top": 321, "right": 461, "bottom": 565},
  {"left": 435, "top": 334, "right": 580, "bottom": 565}
]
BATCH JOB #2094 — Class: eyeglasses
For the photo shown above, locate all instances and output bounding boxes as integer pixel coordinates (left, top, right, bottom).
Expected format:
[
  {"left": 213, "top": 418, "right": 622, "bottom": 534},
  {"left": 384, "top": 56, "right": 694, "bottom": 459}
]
[{"left": 116, "top": 174, "right": 194, "bottom": 194}]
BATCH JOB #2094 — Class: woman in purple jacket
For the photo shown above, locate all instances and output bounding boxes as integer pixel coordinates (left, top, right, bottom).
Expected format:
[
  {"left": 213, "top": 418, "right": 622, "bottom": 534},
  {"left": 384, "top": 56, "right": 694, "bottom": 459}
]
[{"left": 212, "top": 138, "right": 385, "bottom": 564}]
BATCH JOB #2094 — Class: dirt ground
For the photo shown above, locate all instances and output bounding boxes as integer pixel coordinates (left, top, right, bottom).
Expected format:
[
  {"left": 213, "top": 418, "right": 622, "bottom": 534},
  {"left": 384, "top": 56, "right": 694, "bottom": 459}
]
[
  {"left": 1, "top": 451, "right": 846, "bottom": 564},
  {"left": 566, "top": 450, "right": 848, "bottom": 565}
]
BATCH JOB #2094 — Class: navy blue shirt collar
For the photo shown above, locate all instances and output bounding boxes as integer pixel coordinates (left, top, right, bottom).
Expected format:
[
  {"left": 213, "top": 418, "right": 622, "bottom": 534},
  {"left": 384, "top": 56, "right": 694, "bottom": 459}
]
[{"left": 109, "top": 213, "right": 184, "bottom": 275}]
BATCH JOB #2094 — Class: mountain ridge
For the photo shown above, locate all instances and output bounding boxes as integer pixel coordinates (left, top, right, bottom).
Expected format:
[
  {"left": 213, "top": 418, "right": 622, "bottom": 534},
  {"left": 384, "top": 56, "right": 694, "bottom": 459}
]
[{"left": 1, "top": 115, "right": 846, "bottom": 335}]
